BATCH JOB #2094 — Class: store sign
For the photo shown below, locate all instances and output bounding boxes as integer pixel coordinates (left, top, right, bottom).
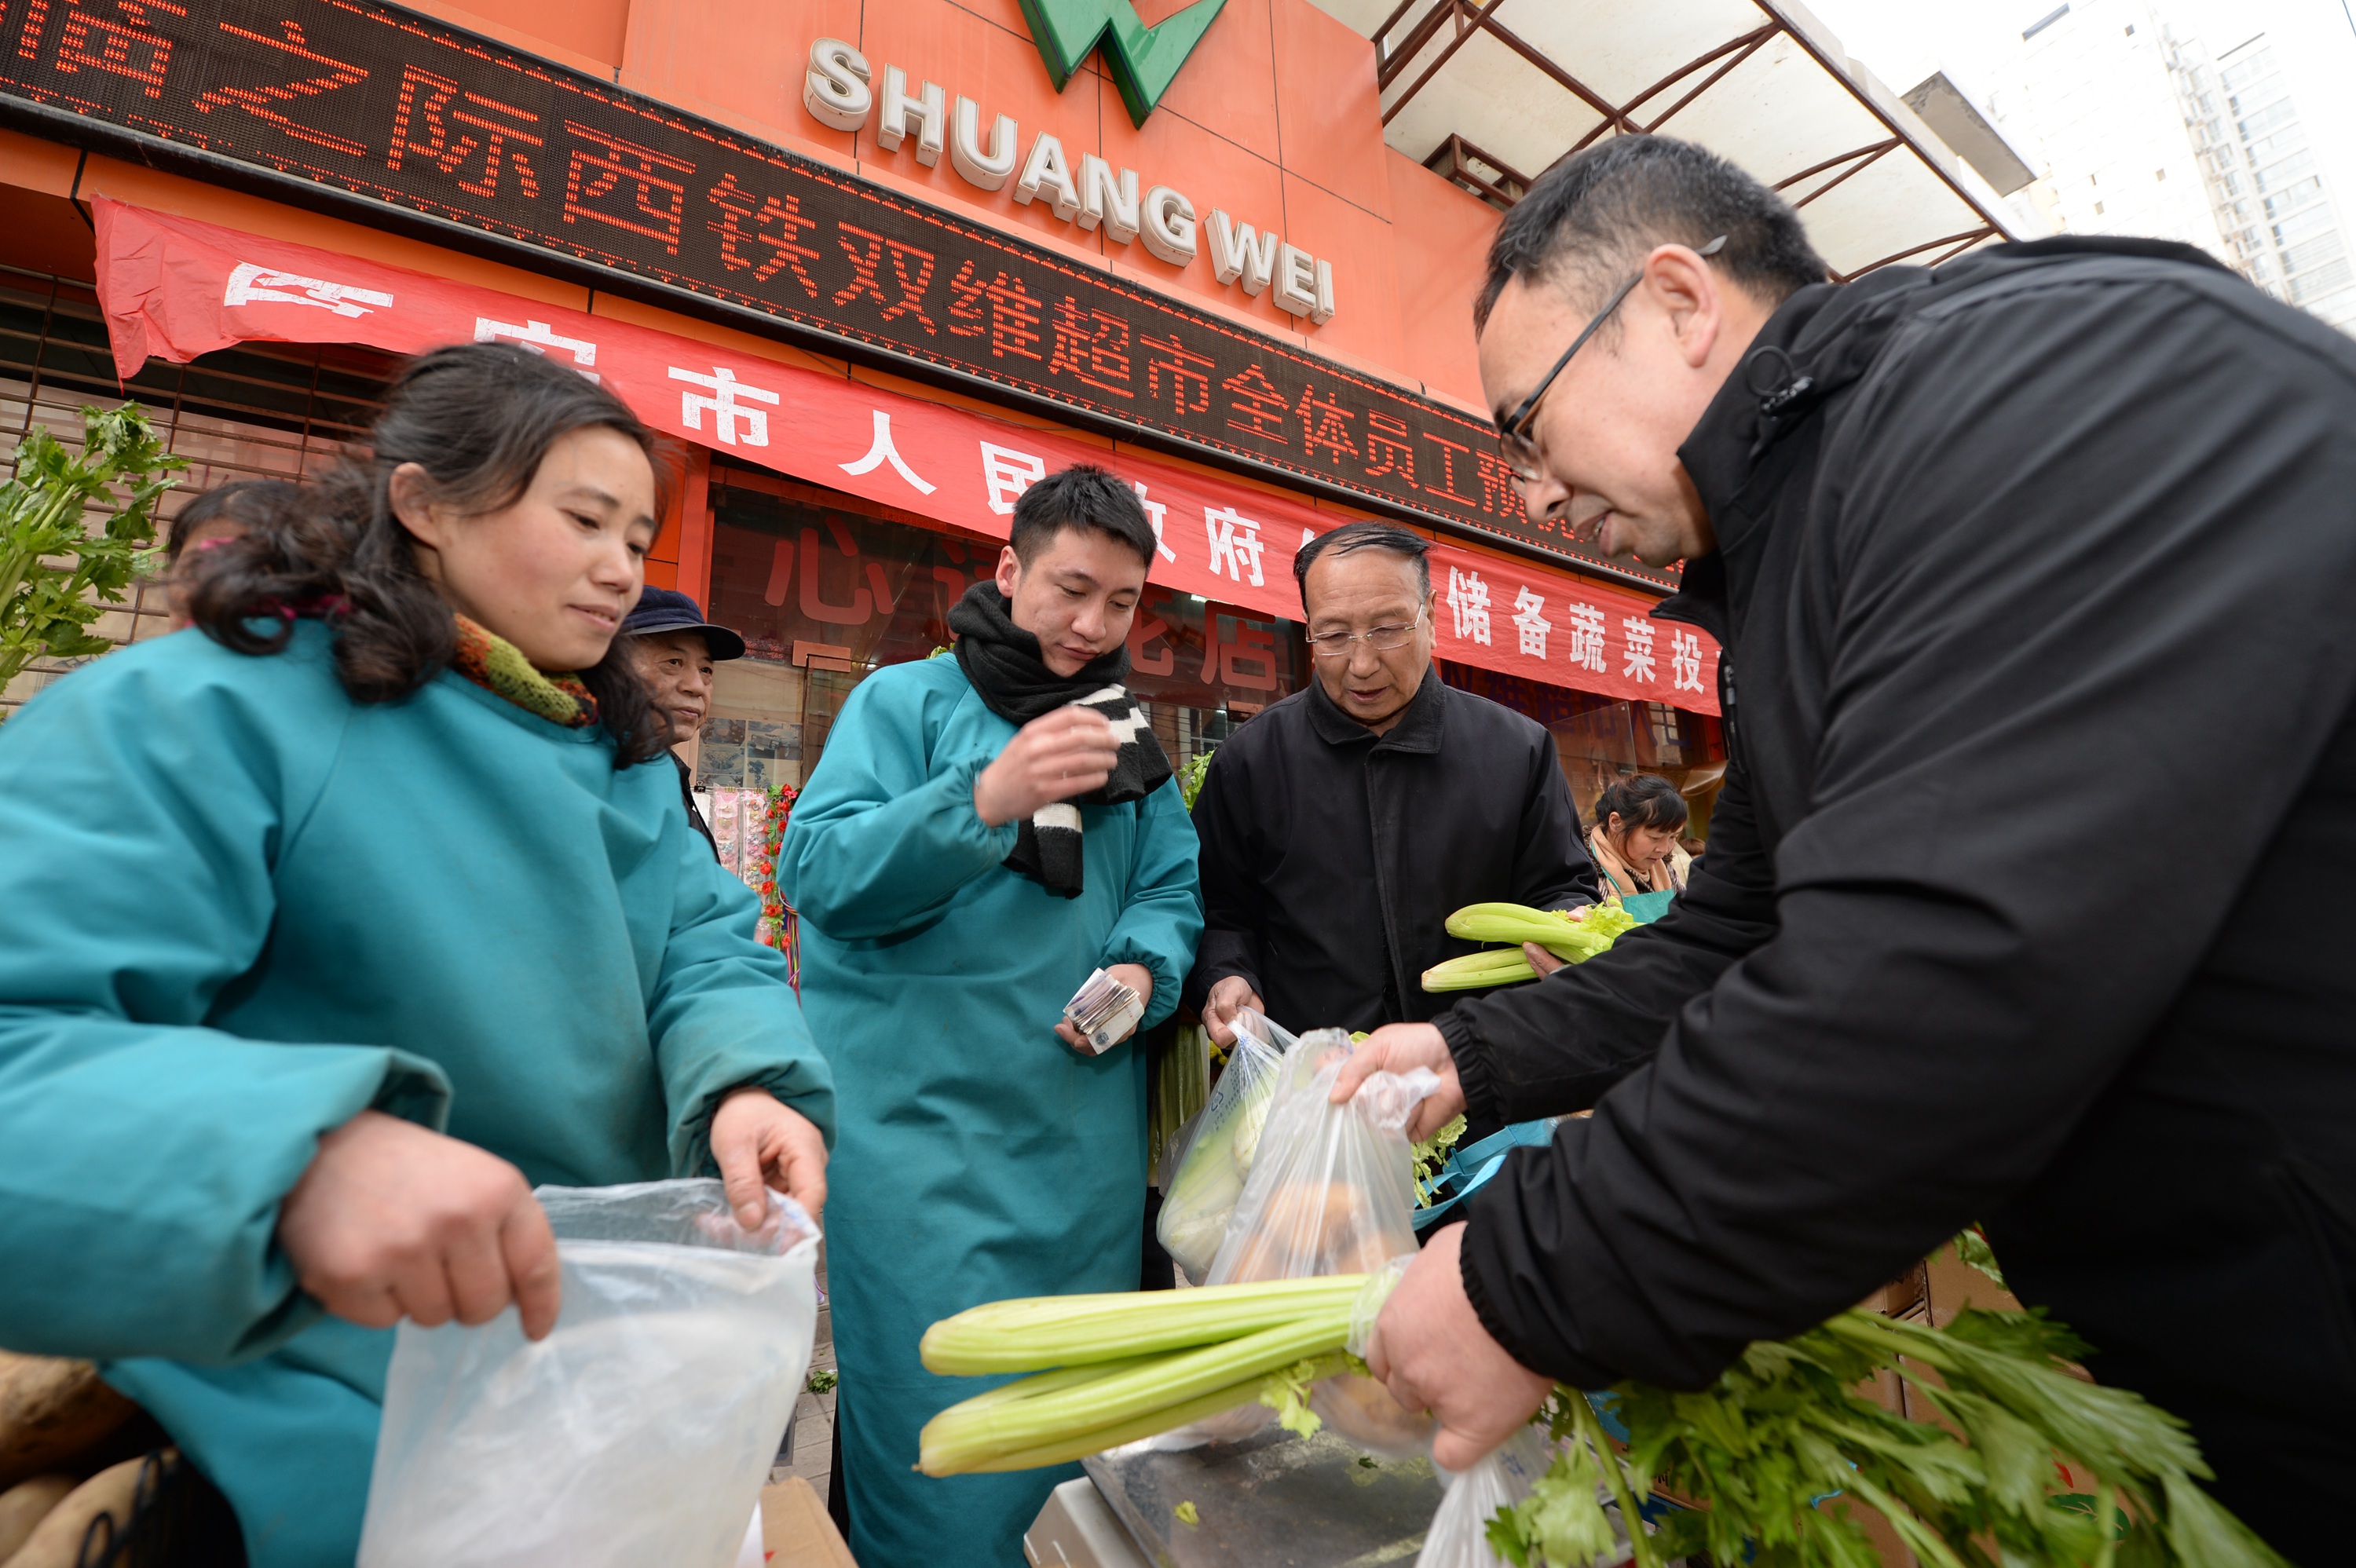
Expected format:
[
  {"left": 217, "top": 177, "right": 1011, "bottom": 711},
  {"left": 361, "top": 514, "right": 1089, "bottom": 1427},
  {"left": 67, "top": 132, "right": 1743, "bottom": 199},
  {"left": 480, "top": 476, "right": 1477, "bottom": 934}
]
[
  {"left": 1020, "top": 0, "right": 1227, "bottom": 126},
  {"left": 93, "top": 199, "right": 1718, "bottom": 709},
  {"left": 0, "top": 0, "right": 1674, "bottom": 590},
  {"left": 803, "top": 38, "right": 1333, "bottom": 324}
]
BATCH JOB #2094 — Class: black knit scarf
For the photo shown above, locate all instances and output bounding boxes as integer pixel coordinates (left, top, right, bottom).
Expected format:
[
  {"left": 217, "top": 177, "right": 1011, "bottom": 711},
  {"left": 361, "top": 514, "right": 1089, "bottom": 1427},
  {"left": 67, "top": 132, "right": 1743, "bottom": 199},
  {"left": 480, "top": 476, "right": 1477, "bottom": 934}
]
[{"left": 949, "top": 583, "right": 1171, "bottom": 897}]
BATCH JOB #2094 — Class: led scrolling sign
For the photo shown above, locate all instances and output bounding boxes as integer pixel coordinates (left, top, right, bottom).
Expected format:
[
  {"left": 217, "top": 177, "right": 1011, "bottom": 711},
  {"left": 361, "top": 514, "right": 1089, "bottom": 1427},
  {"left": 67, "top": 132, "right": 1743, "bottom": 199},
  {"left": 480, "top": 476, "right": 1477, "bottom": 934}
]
[{"left": 0, "top": 0, "right": 1679, "bottom": 588}]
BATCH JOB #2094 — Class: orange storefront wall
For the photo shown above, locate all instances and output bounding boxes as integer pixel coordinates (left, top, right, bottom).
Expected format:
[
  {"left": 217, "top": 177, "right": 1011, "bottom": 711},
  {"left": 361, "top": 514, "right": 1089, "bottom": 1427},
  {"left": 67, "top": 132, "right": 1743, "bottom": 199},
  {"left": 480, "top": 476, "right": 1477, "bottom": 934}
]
[{"left": 409, "top": 0, "right": 1504, "bottom": 411}]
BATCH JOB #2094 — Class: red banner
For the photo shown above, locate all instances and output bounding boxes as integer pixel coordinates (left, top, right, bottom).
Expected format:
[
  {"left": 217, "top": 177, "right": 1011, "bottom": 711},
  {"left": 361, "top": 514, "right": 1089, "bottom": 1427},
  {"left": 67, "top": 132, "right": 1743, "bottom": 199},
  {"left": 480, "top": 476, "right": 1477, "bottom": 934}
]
[{"left": 93, "top": 200, "right": 1718, "bottom": 712}]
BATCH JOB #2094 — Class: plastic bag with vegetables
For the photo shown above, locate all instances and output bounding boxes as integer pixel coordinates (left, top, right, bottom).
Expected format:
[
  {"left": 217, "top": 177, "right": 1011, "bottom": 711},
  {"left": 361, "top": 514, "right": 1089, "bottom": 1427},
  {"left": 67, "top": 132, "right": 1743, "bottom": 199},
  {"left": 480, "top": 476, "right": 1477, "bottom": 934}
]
[
  {"left": 1155, "top": 1009, "right": 1297, "bottom": 1285},
  {"left": 1192, "top": 1032, "right": 1443, "bottom": 1457}
]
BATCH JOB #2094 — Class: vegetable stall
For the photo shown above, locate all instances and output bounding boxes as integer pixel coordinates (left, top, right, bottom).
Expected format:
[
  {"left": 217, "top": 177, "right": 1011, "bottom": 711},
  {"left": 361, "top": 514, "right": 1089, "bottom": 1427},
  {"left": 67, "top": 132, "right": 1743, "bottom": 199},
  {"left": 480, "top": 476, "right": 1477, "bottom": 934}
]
[{"left": 982, "top": 908, "right": 2287, "bottom": 1568}]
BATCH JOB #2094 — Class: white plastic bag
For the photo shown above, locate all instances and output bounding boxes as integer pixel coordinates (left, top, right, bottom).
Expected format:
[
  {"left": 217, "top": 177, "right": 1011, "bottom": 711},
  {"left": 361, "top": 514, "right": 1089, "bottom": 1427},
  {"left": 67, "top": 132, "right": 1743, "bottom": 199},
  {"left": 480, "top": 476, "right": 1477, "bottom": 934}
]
[
  {"left": 1418, "top": 1428, "right": 1553, "bottom": 1568},
  {"left": 1205, "top": 1033, "right": 1431, "bottom": 1285},
  {"left": 1415, "top": 1420, "right": 1640, "bottom": 1568},
  {"left": 357, "top": 1179, "right": 821, "bottom": 1568},
  {"left": 1189, "top": 1032, "right": 1442, "bottom": 1457},
  {"left": 1155, "top": 1008, "right": 1297, "bottom": 1283}
]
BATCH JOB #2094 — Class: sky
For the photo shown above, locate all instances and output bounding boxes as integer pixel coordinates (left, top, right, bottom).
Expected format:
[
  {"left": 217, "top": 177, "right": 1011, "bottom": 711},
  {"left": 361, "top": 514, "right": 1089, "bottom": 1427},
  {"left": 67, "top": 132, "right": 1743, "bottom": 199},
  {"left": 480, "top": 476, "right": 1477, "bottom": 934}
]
[{"left": 1794, "top": 0, "right": 2356, "bottom": 234}]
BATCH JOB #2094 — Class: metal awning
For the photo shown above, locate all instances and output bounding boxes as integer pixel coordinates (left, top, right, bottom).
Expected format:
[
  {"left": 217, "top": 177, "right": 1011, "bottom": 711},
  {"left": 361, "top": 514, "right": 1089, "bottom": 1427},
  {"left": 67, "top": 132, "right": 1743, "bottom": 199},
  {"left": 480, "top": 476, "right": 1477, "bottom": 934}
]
[{"left": 1312, "top": 0, "right": 2025, "bottom": 280}]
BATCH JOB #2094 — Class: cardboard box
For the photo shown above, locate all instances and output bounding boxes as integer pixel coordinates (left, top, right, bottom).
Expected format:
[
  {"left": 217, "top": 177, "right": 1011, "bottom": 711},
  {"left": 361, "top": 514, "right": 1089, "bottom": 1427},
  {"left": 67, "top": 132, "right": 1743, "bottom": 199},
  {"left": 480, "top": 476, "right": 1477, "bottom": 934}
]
[{"left": 759, "top": 1477, "right": 858, "bottom": 1568}]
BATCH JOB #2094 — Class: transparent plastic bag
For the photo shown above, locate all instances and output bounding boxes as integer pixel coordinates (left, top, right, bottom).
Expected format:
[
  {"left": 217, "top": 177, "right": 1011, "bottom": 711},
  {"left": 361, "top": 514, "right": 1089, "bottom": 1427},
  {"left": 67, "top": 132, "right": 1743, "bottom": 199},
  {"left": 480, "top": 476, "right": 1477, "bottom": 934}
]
[
  {"left": 357, "top": 1179, "right": 821, "bottom": 1568},
  {"left": 1154, "top": 1008, "right": 1297, "bottom": 1284},
  {"left": 1417, "top": 1428, "right": 1553, "bottom": 1568},
  {"left": 1418, "top": 1424, "right": 1640, "bottom": 1568},
  {"left": 1187, "top": 1033, "right": 1443, "bottom": 1457}
]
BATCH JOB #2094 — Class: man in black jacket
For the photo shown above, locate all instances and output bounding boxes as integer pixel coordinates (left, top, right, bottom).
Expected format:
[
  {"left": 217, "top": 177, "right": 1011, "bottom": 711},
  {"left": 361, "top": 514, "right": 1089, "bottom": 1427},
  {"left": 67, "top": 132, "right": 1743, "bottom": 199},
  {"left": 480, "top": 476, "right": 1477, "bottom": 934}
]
[
  {"left": 620, "top": 586, "right": 745, "bottom": 861},
  {"left": 1184, "top": 522, "right": 1597, "bottom": 1045},
  {"left": 1339, "top": 135, "right": 2356, "bottom": 1560}
]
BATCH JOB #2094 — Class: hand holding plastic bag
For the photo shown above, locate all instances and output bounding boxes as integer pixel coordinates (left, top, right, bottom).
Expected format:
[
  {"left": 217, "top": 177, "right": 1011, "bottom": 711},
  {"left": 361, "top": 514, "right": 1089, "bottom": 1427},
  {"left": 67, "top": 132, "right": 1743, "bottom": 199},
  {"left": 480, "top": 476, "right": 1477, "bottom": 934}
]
[
  {"left": 1203, "top": 1033, "right": 1443, "bottom": 1457},
  {"left": 357, "top": 1179, "right": 821, "bottom": 1568}
]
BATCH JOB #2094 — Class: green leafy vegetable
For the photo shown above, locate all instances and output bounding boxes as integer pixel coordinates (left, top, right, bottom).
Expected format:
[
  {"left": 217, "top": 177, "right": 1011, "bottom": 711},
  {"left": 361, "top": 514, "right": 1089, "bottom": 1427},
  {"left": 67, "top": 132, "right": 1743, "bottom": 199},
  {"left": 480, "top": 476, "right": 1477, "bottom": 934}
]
[
  {"left": 1411, "top": 1114, "right": 1468, "bottom": 1206},
  {"left": 1257, "top": 1356, "right": 1331, "bottom": 1438},
  {"left": 805, "top": 1369, "right": 838, "bottom": 1394},
  {"left": 1955, "top": 1226, "right": 2008, "bottom": 1290},
  {"left": 2, "top": 405, "right": 183, "bottom": 704},
  {"left": 1491, "top": 1307, "right": 2285, "bottom": 1568},
  {"left": 1179, "top": 750, "right": 1214, "bottom": 810},
  {"left": 1173, "top": 1500, "right": 1199, "bottom": 1527}
]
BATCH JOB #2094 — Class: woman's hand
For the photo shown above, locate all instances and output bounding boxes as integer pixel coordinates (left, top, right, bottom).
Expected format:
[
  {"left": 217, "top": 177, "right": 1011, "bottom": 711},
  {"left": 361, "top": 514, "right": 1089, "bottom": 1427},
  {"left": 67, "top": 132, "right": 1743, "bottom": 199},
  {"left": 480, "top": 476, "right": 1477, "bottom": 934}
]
[
  {"left": 712, "top": 1087, "right": 829, "bottom": 1228},
  {"left": 974, "top": 707, "right": 1121, "bottom": 827},
  {"left": 276, "top": 1110, "right": 562, "bottom": 1340}
]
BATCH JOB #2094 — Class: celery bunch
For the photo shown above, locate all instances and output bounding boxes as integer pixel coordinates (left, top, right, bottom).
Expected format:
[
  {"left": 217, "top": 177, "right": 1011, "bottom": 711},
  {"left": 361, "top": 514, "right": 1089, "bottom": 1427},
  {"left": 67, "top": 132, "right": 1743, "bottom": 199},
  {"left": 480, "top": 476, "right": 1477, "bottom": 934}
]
[
  {"left": 921, "top": 1268, "right": 2285, "bottom": 1568},
  {"left": 1422, "top": 903, "right": 1637, "bottom": 992},
  {"left": 1494, "top": 1307, "right": 2285, "bottom": 1568},
  {"left": 917, "top": 1277, "right": 1368, "bottom": 1475}
]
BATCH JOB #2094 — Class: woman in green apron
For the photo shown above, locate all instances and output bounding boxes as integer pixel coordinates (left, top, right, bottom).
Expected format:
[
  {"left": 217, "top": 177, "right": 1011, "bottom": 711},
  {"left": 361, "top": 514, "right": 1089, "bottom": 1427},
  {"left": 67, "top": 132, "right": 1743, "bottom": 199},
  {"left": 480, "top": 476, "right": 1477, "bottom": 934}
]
[{"left": 1585, "top": 773, "right": 1690, "bottom": 923}]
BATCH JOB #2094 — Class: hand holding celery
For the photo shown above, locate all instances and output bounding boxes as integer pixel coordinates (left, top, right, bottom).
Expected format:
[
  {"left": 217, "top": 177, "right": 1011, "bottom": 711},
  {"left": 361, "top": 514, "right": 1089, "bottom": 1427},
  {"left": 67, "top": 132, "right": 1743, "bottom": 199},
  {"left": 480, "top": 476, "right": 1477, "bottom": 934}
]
[{"left": 1421, "top": 904, "right": 1637, "bottom": 992}]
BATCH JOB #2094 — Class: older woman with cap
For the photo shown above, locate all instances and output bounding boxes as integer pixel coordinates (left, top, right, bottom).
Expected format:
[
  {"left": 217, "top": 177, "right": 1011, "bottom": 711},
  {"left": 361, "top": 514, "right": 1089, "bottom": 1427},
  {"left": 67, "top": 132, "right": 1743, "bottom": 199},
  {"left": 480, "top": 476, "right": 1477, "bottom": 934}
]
[{"left": 620, "top": 586, "right": 746, "bottom": 859}]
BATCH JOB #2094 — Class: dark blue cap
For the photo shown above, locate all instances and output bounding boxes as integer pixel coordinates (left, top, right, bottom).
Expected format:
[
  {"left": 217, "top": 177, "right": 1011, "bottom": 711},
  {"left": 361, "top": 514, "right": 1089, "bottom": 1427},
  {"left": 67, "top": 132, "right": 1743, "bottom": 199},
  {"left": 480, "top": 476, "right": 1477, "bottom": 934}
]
[{"left": 620, "top": 587, "right": 745, "bottom": 660}]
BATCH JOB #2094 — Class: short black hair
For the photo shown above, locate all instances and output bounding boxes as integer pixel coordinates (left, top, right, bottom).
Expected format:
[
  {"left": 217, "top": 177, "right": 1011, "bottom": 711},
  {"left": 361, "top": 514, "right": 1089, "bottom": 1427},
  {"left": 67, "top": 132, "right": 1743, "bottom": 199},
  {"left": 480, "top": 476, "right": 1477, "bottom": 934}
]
[
  {"left": 166, "top": 479, "right": 300, "bottom": 561},
  {"left": 1011, "top": 463, "right": 1156, "bottom": 567},
  {"left": 1476, "top": 135, "right": 1828, "bottom": 331},
  {"left": 1293, "top": 523, "right": 1431, "bottom": 616}
]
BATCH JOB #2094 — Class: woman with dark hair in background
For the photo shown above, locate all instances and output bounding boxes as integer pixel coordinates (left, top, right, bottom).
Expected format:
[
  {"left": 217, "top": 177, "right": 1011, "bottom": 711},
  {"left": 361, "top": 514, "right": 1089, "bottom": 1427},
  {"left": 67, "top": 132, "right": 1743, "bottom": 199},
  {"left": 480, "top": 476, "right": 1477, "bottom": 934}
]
[
  {"left": 0, "top": 343, "right": 833, "bottom": 1568},
  {"left": 162, "top": 477, "right": 300, "bottom": 628},
  {"left": 1585, "top": 773, "right": 1691, "bottom": 899}
]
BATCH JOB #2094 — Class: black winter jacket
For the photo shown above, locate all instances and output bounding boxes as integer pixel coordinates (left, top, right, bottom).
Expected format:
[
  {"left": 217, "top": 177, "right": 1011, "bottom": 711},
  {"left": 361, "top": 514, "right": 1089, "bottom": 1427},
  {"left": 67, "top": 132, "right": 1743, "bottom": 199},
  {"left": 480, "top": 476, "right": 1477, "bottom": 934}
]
[
  {"left": 1184, "top": 669, "right": 1597, "bottom": 1036},
  {"left": 1443, "top": 239, "right": 2356, "bottom": 1555}
]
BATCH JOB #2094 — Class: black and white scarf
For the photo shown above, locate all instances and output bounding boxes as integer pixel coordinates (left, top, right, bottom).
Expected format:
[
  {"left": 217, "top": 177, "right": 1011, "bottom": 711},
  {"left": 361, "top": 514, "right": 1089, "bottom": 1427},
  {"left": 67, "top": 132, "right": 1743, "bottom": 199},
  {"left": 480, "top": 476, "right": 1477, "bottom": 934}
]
[{"left": 949, "top": 583, "right": 1171, "bottom": 898}]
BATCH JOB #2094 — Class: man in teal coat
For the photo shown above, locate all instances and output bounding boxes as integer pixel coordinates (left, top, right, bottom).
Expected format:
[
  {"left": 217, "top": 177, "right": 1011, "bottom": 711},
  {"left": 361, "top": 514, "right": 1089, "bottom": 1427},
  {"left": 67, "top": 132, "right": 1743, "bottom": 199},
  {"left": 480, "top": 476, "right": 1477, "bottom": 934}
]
[{"left": 781, "top": 465, "right": 1202, "bottom": 1567}]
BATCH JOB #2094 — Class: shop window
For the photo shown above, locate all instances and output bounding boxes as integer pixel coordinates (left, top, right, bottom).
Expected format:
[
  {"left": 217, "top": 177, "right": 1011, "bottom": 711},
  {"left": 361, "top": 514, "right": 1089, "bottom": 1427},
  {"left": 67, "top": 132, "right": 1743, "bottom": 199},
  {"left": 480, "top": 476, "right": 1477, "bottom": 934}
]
[
  {"left": 696, "top": 462, "right": 1301, "bottom": 791},
  {"left": 1, "top": 263, "right": 391, "bottom": 714},
  {"left": 1437, "top": 659, "right": 1726, "bottom": 842}
]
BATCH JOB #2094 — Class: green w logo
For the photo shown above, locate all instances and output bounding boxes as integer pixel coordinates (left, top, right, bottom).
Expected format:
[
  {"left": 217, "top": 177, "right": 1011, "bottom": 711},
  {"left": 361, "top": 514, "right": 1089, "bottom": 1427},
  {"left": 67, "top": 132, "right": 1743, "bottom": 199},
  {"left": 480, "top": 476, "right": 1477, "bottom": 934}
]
[{"left": 1017, "top": 0, "right": 1230, "bottom": 127}]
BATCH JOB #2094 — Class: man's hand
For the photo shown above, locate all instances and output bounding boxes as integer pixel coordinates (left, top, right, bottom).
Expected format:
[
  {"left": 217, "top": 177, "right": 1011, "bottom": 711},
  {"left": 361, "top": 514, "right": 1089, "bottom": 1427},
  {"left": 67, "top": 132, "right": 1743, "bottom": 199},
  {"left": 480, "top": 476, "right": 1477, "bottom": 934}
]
[
  {"left": 975, "top": 707, "right": 1121, "bottom": 828},
  {"left": 1201, "top": 974, "right": 1265, "bottom": 1048},
  {"left": 1331, "top": 1022, "right": 1464, "bottom": 1141},
  {"left": 1363, "top": 1223, "right": 1554, "bottom": 1471},
  {"left": 1055, "top": 963, "right": 1154, "bottom": 1054},
  {"left": 276, "top": 1109, "right": 562, "bottom": 1341},
  {"left": 1524, "top": 942, "right": 1567, "bottom": 978},
  {"left": 712, "top": 1087, "right": 829, "bottom": 1228}
]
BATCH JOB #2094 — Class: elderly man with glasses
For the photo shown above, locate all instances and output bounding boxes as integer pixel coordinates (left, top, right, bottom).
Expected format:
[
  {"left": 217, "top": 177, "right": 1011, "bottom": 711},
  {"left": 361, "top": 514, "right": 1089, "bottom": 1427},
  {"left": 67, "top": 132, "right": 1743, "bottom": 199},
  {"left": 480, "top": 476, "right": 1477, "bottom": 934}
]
[
  {"left": 1183, "top": 522, "right": 1597, "bottom": 1058},
  {"left": 1332, "top": 133, "right": 2356, "bottom": 1566}
]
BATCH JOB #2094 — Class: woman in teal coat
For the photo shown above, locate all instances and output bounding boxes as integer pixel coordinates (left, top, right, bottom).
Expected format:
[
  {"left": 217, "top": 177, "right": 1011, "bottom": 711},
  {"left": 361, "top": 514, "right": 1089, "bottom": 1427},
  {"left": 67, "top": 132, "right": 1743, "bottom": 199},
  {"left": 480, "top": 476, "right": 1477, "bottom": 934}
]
[
  {"left": 0, "top": 345, "right": 832, "bottom": 1567},
  {"left": 781, "top": 467, "right": 1201, "bottom": 1567}
]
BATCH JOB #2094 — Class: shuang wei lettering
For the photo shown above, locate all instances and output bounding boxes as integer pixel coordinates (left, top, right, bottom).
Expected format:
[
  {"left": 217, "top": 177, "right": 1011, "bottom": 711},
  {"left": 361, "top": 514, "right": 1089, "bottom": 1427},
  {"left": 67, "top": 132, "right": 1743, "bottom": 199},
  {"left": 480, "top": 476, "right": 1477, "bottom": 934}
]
[
  {"left": 0, "top": 0, "right": 1680, "bottom": 589},
  {"left": 803, "top": 36, "right": 1335, "bottom": 327}
]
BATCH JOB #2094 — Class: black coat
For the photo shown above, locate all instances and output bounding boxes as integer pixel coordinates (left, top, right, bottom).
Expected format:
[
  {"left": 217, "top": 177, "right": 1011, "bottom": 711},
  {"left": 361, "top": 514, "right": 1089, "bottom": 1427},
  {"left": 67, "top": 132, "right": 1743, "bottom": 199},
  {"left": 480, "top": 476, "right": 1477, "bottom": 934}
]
[
  {"left": 1185, "top": 669, "right": 1597, "bottom": 1036},
  {"left": 1441, "top": 238, "right": 2356, "bottom": 1558}
]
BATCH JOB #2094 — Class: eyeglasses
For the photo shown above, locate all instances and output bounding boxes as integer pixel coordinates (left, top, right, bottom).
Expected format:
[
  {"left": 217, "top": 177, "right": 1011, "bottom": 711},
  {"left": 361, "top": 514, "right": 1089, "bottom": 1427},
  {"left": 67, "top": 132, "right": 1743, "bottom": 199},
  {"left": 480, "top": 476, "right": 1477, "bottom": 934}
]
[
  {"left": 1495, "top": 236, "right": 1728, "bottom": 483},
  {"left": 1304, "top": 604, "right": 1426, "bottom": 659}
]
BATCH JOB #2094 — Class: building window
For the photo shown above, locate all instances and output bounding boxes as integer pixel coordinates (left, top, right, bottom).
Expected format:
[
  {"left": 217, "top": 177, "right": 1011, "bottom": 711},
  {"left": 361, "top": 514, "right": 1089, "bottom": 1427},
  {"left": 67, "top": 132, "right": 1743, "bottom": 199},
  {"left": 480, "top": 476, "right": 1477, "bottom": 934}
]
[{"left": 694, "top": 462, "right": 1301, "bottom": 790}]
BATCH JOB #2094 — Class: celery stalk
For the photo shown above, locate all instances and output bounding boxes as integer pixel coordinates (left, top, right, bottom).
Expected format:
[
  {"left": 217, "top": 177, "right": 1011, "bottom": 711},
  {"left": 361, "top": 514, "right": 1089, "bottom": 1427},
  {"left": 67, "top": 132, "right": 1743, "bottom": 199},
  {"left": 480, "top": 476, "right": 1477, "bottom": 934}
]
[
  {"left": 953, "top": 1372, "right": 1274, "bottom": 1474},
  {"left": 919, "top": 1311, "right": 1354, "bottom": 1475},
  {"left": 921, "top": 1274, "right": 1367, "bottom": 1373}
]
